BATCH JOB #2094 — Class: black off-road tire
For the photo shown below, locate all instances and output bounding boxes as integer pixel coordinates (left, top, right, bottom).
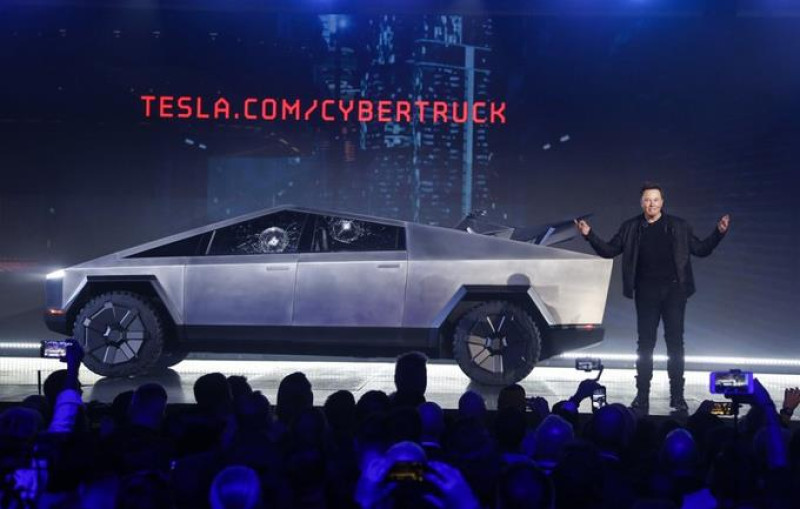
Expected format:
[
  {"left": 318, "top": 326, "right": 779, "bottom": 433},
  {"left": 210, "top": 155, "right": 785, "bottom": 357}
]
[
  {"left": 453, "top": 300, "right": 540, "bottom": 386},
  {"left": 73, "top": 291, "right": 164, "bottom": 377}
]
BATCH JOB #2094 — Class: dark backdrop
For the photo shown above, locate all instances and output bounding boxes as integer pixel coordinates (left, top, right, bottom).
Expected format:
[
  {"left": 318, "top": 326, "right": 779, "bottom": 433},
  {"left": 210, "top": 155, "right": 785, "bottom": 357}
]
[{"left": 1, "top": 1, "right": 798, "bottom": 358}]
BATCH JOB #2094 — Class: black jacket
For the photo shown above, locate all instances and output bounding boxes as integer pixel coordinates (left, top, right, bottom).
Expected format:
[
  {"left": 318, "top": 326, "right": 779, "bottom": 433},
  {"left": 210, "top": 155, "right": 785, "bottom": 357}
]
[{"left": 584, "top": 213, "right": 725, "bottom": 299}]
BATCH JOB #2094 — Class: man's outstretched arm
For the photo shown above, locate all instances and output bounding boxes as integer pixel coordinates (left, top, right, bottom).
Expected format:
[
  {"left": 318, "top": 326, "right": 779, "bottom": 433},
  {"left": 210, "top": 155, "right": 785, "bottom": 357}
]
[
  {"left": 575, "top": 219, "right": 624, "bottom": 258},
  {"left": 689, "top": 214, "right": 729, "bottom": 257}
]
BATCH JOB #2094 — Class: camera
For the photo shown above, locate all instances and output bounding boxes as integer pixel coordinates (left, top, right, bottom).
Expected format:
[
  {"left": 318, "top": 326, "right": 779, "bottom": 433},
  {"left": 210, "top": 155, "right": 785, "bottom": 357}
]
[
  {"left": 575, "top": 357, "right": 602, "bottom": 372},
  {"left": 709, "top": 401, "right": 735, "bottom": 416},
  {"left": 709, "top": 369, "right": 754, "bottom": 396},
  {"left": 40, "top": 340, "right": 72, "bottom": 359},
  {"left": 386, "top": 461, "right": 427, "bottom": 483}
]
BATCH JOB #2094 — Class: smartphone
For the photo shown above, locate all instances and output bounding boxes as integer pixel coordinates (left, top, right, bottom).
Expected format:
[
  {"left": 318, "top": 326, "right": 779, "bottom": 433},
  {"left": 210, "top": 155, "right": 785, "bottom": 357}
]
[
  {"left": 591, "top": 386, "right": 607, "bottom": 411},
  {"left": 710, "top": 401, "right": 734, "bottom": 416},
  {"left": 386, "top": 462, "right": 426, "bottom": 482},
  {"left": 575, "top": 357, "right": 602, "bottom": 372},
  {"left": 710, "top": 370, "right": 754, "bottom": 396},
  {"left": 40, "top": 340, "right": 71, "bottom": 359}
]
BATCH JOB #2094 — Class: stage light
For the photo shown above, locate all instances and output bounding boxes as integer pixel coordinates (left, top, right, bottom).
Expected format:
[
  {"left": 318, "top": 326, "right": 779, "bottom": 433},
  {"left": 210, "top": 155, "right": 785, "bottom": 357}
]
[{"left": 46, "top": 269, "right": 64, "bottom": 280}]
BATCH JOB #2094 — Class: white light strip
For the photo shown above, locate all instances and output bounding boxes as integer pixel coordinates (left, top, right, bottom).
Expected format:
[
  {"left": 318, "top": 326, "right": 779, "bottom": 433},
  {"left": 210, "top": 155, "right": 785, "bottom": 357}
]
[
  {"left": 686, "top": 355, "right": 800, "bottom": 367},
  {"left": 557, "top": 352, "right": 800, "bottom": 367},
  {"left": 2, "top": 344, "right": 800, "bottom": 368},
  {"left": 0, "top": 342, "right": 41, "bottom": 349}
]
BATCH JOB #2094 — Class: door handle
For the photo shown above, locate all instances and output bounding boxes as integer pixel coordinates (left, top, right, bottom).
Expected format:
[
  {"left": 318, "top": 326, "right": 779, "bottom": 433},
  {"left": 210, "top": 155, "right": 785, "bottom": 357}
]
[
  {"left": 377, "top": 263, "right": 401, "bottom": 269},
  {"left": 266, "top": 265, "right": 291, "bottom": 271}
]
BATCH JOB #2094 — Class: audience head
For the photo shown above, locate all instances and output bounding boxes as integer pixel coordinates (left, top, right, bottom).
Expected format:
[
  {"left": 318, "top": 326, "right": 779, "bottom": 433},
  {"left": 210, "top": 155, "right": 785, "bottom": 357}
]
[
  {"left": 387, "top": 406, "right": 422, "bottom": 444},
  {"left": 291, "top": 407, "right": 327, "bottom": 448},
  {"left": 587, "top": 404, "right": 630, "bottom": 457},
  {"left": 386, "top": 439, "right": 427, "bottom": 463},
  {"left": 497, "top": 384, "right": 527, "bottom": 413},
  {"left": 21, "top": 395, "right": 50, "bottom": 424},
  {"left": 0, "top": 406, "right": 43, "bottom": 442},
  {"left": 494, "top": 407, "right": 527, "bottom": 453},
  {"left": 356, "top": 390, "right": 390, "bottom": 422},
  {"left": 659, "top": 428, "right": 697, "bottom": 477},
  {"left": 496, "top": 463, "right": 554, "bottom": 509},
  {"left": 458, "top": 390, "right": 487, "bottom": 421},
  {"left": 394, "top": 351, "right": 428, "bottom": 397},
  {"left": 533, "top": 414, "right": 574, "bottom": 469},
  {"left": 277, "top": 371, "right": 313, "bottom": 426},
  {"left": 235, "top": 390, "right": 271, "bottom": 431},
  {"left": 227, "top": 375, "right": 253, "bottom": 401},
  {"left": 418, "top": 401, "right": 445, "bottom": 443},
  {"left": 209, "top": 465, "right": 264, "bottom": 509},
  {"left": 324, "top": 389, "right": 356, "bottom": 436},
  {"left": 111, "top": 390, "right": 135, "bottom": 426},
  {"left": 128, "top": 382, "right": 168, "bottom": 430},
  {"left": 194, "top": 372, "right": 233, "bottom": 416},
  {"left": 43, "top": 369, "right": 71, "bottom": 408},
  {"left": 550, "top": 400, "right": 580, "bottom": 430}
]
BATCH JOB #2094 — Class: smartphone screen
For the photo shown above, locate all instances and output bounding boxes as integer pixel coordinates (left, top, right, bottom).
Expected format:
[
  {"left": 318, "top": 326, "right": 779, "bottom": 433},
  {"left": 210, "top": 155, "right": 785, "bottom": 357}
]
[
  {"left": 40, "top": 340, "right": 70, "bottom": 359},
  {"left": 710, "top": 371, "right": 754, "bottom": 395},
  {"left": 591, "top": 388, "right": 607, "bottom": 410},
  {"left": 575, "top": 358, "right": 602, "bottom": 372},
  {"left": 710, "top": 401, "right": 734, "bottom": 416}
]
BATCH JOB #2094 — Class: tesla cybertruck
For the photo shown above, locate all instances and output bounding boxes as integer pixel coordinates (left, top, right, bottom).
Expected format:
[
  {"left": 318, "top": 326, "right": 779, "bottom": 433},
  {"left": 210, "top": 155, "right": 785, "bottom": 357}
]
[{"left": 45, "top": 206, "right": 612, "bottom": 385}]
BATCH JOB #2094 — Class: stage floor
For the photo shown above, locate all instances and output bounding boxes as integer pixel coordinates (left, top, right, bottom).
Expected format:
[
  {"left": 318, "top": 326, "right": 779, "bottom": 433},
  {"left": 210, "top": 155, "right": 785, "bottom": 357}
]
[{"left": 1, "top": 355, "right": 798, "bottom": 417}]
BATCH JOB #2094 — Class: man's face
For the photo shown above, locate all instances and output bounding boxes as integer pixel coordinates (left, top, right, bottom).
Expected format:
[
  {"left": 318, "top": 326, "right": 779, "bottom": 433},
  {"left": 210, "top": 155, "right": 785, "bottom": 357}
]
[{"left": 640, "top": 188, "right": 663, "bottom": 220}]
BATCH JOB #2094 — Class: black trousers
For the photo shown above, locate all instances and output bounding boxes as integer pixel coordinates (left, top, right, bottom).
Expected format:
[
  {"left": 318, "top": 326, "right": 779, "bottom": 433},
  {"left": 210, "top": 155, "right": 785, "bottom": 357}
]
[{"left": 634, "top": 280, "right": 687, "bottom": 389}]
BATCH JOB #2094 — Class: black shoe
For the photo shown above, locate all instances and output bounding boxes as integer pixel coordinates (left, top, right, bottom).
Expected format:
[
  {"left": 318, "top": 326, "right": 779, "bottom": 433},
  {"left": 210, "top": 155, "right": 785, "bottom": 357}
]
[
  {"left": 670, "top": 395, "right": 689, "bottom": 412},
  {"left": 631, "top": 392, "right": 649, "bottom": 413}
]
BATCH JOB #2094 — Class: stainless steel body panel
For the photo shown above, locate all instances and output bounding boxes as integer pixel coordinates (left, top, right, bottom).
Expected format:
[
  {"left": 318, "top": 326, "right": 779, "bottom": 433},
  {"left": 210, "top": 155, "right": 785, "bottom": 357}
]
[
  {"left": 184, "top": 254, "right": 298, "bottom": 326},
  {"left": 59, "top": 261, "right": 186, "bottom": 323},
  {"left": 403, "top": 224, "right": 612, "bottom": 327},
  {"left": 294, "top": 251, "right": 408, "bottom": 327}
]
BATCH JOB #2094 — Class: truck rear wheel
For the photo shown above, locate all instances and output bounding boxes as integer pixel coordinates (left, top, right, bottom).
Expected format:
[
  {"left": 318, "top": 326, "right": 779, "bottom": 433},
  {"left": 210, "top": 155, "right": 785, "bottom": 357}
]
[{"left": 453, "top": 300, "right": 540, "bottom": 385}]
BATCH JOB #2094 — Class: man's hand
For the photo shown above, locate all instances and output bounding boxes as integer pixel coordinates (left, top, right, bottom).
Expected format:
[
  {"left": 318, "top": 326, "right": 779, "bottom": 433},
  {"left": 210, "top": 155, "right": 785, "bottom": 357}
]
[
  {"left": 62, "top": 339, "right": 84, "bottom": 392},
  {"left": 423, "top": 461, "right": 480, "bottom": 509},
  {"left": 63, "top": 338, "right": 84, "bottom": 367},
  {"left": 732, "top": 378, "right": 775, "bottom": 411},
  {"left": 355, "top": 456, "right": 395, "bottom": 509},
  {"left": 526, "top": 396, "right": 550, "bottom": 418},
  {"left": 782, "top": 387, "right": 800, "bottom": 412},
  {"left": 717, "top": 214, "right": 730, "bottom": 234},
  {"left": 574, "top": 219, "right": 591, "bottom": 236},
  {"left": 696, "top": 400, "right": 715, "bottom": 415},
  {"left": 570, "top": 379, "right": 604, "bottom": 405}
]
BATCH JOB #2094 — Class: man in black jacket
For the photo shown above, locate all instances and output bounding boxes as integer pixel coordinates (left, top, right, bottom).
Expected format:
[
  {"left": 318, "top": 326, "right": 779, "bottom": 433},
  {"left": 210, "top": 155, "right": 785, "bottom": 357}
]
[{"left": 574, "top": 183, "right": 730, "bottom": 413}]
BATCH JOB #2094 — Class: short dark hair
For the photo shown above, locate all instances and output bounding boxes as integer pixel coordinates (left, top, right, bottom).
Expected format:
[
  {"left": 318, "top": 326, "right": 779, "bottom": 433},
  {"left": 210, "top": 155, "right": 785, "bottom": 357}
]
[
  {"left": 394, "top": 351, "right": 428, "bottom": 396},
  {"left": 640, "top": 182, "right": 664, "bottom": 199}
]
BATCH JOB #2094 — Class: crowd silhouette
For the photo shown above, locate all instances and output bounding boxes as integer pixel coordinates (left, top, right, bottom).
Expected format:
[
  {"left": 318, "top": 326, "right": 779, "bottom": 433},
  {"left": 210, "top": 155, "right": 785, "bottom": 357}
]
[{"left": 0, "top": 344, "right": 797, "bottom": 509}]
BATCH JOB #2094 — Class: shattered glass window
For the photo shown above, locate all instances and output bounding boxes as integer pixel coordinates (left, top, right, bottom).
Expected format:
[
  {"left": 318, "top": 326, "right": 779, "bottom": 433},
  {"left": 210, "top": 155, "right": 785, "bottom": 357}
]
[
  {"left": 312, "top": 215, "right": 405, "bottom": 252},
  {"left": 208, "top": 211, "right": 308, "bottom": 255}
]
